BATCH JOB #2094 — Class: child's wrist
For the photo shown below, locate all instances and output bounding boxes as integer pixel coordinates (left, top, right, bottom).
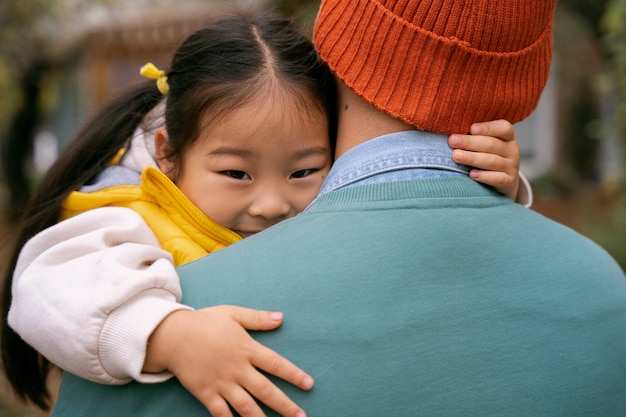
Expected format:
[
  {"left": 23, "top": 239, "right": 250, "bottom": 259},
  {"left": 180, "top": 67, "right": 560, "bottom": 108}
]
[{"left": 144, "top": 310, "right": 191, "bottom": 373}]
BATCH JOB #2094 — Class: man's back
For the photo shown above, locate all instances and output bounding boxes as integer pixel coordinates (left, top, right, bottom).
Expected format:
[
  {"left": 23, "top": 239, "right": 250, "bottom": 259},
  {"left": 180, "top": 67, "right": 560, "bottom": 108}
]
[{"left": 53, "top": 177, "right": 626, "bottom": 416}]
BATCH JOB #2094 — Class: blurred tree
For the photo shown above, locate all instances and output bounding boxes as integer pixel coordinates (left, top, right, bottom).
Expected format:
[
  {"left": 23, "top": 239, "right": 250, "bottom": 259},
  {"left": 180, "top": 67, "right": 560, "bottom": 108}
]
[
  {"left": 558, "top": 0, "right": 626, "bottom": 187},
  {"left": 551, "top": 4, "right": 605, "bottom": 182},
  {"left": 0, "top": 0, "right": 122, "bottom": 219},
  {"left": 268, "top": 0, "right": 320, "bottom": 32},
  {"left": 561, "top": 0, "right": 610, "bottom": 36},
  {"left": 0, "top": 0, "right": 197, "bottom": 219},
  {"left": 1, "top": 63, "right": 46, "bottom": 220},
  {"left": 546, "top": 0, "right": 626, "bottom": 187},
  {"left": 0, "top": 0, "right": 59, "bottom": 219},
  {"left": 602, "top": 0, "right": 626, "bottom": 185}
]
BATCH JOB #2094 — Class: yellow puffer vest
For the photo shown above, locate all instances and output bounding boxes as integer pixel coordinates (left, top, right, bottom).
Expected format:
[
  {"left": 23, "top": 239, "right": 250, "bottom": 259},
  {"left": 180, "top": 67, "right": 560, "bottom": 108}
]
[{"left": 60, "top": 166, "right": 242, "bottom": 266}]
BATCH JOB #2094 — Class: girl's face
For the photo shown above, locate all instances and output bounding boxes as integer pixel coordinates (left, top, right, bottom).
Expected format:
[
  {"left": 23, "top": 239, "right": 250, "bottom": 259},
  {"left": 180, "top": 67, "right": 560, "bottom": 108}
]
[{"left": 156, "top": 93, "right": 331, "bottom": 238}]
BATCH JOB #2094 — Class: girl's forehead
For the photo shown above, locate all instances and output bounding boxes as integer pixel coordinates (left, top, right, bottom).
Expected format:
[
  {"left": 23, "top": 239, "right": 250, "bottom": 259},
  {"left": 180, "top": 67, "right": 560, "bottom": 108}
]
[
  {"left": 252, "top": 85, "right": 326, "bottom": 116},
  {"left": 203, "top": 87, "right": 327, "bottom": 133},
  {"left": 192, "top": 91, "right": 330, "bottom": 155}
]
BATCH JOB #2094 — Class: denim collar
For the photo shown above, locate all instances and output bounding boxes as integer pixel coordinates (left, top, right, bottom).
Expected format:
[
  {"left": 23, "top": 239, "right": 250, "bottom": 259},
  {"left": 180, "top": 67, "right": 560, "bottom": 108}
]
[{"left": 318, "top": 130, "right": 470, "bottom": 196}]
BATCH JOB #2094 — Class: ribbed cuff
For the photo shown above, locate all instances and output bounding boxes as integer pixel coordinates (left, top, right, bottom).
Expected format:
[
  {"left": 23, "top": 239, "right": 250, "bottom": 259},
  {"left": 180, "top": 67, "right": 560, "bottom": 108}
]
[
  {"left": 98, "top": 288, "right": 193, "bottom": 383},
  {"left": 517, "top": 172, "right": 533, "bottom": 208}
]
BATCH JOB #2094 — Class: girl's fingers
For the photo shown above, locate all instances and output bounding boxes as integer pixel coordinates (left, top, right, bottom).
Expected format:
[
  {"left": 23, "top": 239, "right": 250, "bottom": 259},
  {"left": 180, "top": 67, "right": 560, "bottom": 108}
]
[
  {"left": 225, "top": 305, "right": 314, "bottom": 390},
  {"left": 469, "top": 170, "right": 513, "bottom": 189},
  {"left": 452, "top": 149, "right": 511, "bottom": 173},
  {"left": 201, "top": 394, "right": 235, "bottom": 417},
  {"left": 223, "top": 385, "right": 266, "bottom": 417},
  {"left": 252, "top": 342, "right": 314, "bottom": 391},
  {"left": 238, "top": 370, "right": 307, "bottom": 417},
  {"left": 449, "top": 134, "right": 511, "bottom": 156},
  {"left": 218, "top": 305, "right": 284, "bottom": 331},
  {"left": 455, "top": 119, "right": 520, "bottom": 201},
  {"left": 470, "top": 169, "right": 519, "bottom": 200},
  {"left": 470, "top": 119, "right": 516, "bottom": 141}
]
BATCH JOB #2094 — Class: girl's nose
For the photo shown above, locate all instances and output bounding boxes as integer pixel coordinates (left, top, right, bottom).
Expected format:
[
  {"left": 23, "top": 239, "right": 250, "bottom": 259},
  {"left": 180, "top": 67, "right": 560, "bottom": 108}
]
[{"left": 248, "top": 188, "right": 291, "bottom": 220}]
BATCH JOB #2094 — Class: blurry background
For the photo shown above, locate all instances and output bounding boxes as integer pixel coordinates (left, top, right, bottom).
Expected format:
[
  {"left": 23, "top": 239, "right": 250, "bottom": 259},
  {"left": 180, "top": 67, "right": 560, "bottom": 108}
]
[{"left": 0, "top": 0, "right": 625, "bottom": 414}]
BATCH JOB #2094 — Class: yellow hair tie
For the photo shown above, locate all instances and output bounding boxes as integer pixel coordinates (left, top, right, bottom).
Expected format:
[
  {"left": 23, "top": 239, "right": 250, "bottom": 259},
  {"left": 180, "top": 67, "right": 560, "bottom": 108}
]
[{"left": 140, "top": 62, "right": 169, "bottom": 95}]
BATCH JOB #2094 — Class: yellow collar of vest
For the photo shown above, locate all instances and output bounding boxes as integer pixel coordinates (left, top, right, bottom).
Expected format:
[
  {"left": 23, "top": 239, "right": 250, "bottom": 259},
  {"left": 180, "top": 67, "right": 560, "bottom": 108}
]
[{"left": 61, "top": 166, "right": 242, "bottom": 265}]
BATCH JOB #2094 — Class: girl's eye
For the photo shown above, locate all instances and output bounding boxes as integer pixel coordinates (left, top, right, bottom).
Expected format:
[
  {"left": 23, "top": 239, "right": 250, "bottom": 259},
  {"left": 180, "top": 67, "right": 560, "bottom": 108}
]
[
  {"left": 223, "top": 170, "right": 250, "bottom": 180},
  {"left": 291, "top": 169, "right": 316, "bottom": 179}
]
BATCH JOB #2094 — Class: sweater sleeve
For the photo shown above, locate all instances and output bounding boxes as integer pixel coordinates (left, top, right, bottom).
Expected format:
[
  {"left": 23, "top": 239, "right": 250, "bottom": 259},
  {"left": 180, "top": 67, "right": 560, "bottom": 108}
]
[{"left": 8, "top": 206, "right": 192, "bottom": 385}]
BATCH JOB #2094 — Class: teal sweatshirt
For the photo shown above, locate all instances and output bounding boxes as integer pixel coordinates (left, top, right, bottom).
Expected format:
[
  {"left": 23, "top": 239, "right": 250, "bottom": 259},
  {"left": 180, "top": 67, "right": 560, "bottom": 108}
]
[{"left": 52, "top": 177, "right": 626, "bottom": 416}]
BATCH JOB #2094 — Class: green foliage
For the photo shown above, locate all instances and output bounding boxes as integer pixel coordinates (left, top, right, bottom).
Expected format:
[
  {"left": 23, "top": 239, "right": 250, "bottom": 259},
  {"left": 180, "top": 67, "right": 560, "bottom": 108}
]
[
  {"left": 0, "top": 0, "right": 65, "bottom": 71},
  {"left": 531, "top": 172, "right": 578, "bottom": 198},
  {"left": 0, "top": 62, "right": 21, "bottom": 131},
  {"left": 602, "top": 0, "right": 626, "bottom": 154},
  {"left": 560, "top": 0, "right": 610, "bottom": 36},
  {"left": 582, "top": 193, "right": 626, "bottom": 271},
  {"left": 267, "top": 0, "right": 320, "bottom": 33},
  {"left": 0, "top": 1, "right": 48, "bottom": 136},
  {"left": 0, "top": 0, "right": 195, "bottom": 143}
]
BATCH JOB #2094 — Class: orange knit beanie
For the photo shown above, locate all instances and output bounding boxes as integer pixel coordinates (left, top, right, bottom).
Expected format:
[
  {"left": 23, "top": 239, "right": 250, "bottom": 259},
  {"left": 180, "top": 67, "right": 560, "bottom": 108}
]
[{"left": 313, "top": 0, "right": 557, "bottom": 134}]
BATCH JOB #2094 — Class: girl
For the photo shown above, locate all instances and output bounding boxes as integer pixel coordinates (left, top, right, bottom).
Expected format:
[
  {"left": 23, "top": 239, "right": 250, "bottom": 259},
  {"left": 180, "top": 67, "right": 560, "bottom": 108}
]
[{"left": 1, "top": 13, "right": 528, "bottom": 417}]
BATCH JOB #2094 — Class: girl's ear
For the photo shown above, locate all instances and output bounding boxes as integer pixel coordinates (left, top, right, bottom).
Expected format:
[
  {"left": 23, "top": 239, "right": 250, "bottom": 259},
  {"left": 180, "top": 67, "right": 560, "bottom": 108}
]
[{"left": 154, "top": 127, "right": 177, "bottom": 181}]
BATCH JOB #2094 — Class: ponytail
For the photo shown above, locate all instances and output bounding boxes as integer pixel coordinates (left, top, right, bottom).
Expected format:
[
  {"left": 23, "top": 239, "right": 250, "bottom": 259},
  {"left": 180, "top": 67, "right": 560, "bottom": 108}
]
[{"left": 0, "top": 81, "right": 162, "bottom": 410}]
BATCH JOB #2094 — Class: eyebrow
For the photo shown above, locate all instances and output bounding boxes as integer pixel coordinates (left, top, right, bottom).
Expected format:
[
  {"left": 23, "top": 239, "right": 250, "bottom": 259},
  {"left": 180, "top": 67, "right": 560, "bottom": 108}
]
[
  {"left": 207, "top": 146, "right": 329, "bottom": 159},
  {"left": 206, "top": 147, "right": 255, "bottom": 158},
  {"left": 292, "top": 146, "right": 331, "bottom": 159}
]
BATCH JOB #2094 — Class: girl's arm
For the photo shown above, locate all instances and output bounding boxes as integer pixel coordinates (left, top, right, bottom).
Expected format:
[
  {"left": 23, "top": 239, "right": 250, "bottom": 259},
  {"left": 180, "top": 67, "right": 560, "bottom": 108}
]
[
  {"left": 9, "top": 206, "right": 311, "bottom": 417},
  {"left": 449, "top": 119, "right": 532, "bottom": 207},
  {"left": 9, "top": 206, "right": 189, "bottom": 384}
]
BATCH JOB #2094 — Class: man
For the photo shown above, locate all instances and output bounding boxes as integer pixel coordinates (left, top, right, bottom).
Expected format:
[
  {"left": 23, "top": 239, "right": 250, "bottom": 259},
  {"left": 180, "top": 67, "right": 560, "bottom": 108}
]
[{"left": 52, "top": 0, "right": 626, "bottom": 415}]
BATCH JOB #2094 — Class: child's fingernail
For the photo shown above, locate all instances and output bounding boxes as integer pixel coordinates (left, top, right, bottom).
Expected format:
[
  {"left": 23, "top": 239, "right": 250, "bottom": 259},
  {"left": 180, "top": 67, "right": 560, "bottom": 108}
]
[
  {"left": 449, "top": 135, "right": 461, "bottom": 146},
  {"left": 302, "top": 376, "right": 314, "bottom": 389},
  {"left": 296, "top": 412, "right": 306, "bottom": 417},
  {"left": 270, "top": 312, "right": 283, "bottom": 321},
  {"left": 471, "top": 124, "right": 483, "bottom": 134},
  {"left": 470, "top": 170, "right": 480, "bottom": 179}
]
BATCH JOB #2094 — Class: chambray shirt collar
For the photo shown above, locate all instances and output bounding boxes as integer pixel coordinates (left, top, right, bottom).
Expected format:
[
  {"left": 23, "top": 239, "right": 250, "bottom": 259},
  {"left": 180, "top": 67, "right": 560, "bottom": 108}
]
[{"left": 318, "top": 130, "right": 470, "bottom": 196}]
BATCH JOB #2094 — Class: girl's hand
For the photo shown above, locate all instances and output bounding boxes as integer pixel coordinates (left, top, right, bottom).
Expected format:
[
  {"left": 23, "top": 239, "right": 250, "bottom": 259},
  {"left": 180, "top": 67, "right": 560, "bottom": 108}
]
[
  {"left": 144, "top": 306, "right": 312, "bottom": 417},
  {"left": 449, "top": 119, "right": 520, "bottom": 201}
]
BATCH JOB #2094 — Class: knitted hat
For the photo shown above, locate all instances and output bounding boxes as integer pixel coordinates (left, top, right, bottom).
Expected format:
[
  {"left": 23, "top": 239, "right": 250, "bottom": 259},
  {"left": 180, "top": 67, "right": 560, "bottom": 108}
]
[{"left": 313, "top": 0, "right": 557, "bottom": 134}]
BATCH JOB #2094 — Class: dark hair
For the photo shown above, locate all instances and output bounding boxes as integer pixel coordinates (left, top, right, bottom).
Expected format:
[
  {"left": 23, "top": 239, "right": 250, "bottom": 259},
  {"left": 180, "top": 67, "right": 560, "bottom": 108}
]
[
  {"left": 160, "top": 14, "right": 336, "bottom": 174},
  {"left": 0, "top": 13, "right": 336, "bottom": 410}
]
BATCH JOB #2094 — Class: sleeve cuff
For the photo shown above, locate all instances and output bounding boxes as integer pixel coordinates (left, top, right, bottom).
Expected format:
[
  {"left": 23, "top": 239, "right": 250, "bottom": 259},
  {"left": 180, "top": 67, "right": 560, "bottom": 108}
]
[
  {"left": 98, "top": 288, "right": 193, "bottom": 383},
  {"left": 516, "top": 172, "right": 533, "bottom": 208}
]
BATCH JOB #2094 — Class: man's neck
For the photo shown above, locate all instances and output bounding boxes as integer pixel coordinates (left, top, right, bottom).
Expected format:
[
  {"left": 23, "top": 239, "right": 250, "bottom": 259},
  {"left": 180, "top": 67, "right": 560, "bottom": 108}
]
[{"left": 334, "top": 81, "right": 414, "bottom": 159}]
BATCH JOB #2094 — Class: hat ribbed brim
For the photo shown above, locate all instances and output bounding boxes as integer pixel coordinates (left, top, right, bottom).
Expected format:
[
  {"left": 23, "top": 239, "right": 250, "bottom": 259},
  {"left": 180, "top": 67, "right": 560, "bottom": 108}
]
[{"left": 313, "top": 0, "right": 554, "bottom": 134}]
